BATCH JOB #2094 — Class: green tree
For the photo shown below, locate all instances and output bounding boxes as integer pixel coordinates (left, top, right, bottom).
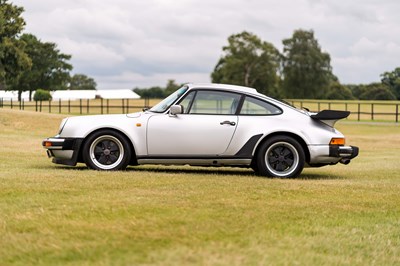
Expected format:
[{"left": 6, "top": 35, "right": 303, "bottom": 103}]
[
  {"left": 133, "top": 86, "right": 164, "bottom": 98},
  {"left": 325, "top": 82, "right": 354, "bottom": 100},
  {"left": 133, "top": 80, "right": 182, "bottom": 98},
  {"left": 211, "top": 31, "right": 281, "bottom": 97},
  {"left": 0, "top": 0, "right": 31, "bottom": 91},
  {"left": 68, "top": 74, "right": 97, "bottom": 90},
  {"left": 164, "top": 79, "right": 180, "bottom": 96},
  {"left": 381, "top": 67, "right": 400, "bottom": 100},
  {"left": 10, "top": 33, "right": 72, "bottom": 99},
  {"left": 348, "top": 83, "right": 395, "bottom": 100},
  {"left": 282, "top": 29, "right": 333, "bottom": 99},
  {"left": 359, "top": 83, "right": 396, "bottom": 100}
]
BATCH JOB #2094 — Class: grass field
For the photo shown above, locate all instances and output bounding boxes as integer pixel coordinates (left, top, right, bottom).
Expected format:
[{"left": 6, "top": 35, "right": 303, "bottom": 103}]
[{"left": 0, "top": 109, "right": 399, "bottom": 265}]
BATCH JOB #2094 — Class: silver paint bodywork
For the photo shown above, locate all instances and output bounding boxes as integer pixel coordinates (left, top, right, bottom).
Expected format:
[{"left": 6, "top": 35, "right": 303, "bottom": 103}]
[{"left": 44, "top": 83, "right": 355, "bottom": 168}]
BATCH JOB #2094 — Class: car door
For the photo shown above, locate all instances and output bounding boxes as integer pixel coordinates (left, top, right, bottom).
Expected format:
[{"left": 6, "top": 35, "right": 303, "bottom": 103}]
[{"left": 146, "top": 90, "right": 241, "bottom": 156}]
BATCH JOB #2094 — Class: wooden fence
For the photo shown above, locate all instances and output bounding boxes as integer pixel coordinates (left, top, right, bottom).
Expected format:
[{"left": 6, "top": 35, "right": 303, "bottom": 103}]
[
  {"left": 1, "top": 98, "right": 399, "bottom": 122},
  {"left": 288, "top": 100, "right": 400, "bottom": 123},
  {"left": 0, "top": 98, "right": 158, "bottom": 115}
]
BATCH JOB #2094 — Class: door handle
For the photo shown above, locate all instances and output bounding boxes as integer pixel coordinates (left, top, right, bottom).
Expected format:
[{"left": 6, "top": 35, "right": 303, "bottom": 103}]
[{"left": 220, "top": 120, "right": 236, "bottom": 126}]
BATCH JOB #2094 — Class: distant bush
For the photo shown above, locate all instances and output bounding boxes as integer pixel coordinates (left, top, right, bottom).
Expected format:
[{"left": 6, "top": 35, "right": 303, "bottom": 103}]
[
  {"left": 359, "top": 87, "right": 396, "bottom": 100},
  {"left": 325, "top": 82, "right": 355, "bottom": 100},
  {"left": 348, "top": 83, "right": 396, "bottom": 100},
  {"left": 34, "top": 89, "right": 52, "bottom": 101}
]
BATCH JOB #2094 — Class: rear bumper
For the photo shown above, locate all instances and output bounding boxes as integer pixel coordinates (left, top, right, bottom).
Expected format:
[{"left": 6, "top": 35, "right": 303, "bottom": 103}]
[
  {"left": 42, "top": 137, "right": 83, "bottom": 166},
  {"left": 329, "top": 145, "right": 359, "bottom": 160}
]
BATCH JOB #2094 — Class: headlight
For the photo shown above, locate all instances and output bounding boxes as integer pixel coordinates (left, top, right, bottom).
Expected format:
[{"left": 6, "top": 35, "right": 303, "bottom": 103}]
[{"left": 58, "top": 118, "right": 68, "bottom": 134}]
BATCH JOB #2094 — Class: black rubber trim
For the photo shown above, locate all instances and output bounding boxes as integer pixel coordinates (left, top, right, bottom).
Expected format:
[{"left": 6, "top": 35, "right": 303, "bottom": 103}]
[
  {"left": 311, "top": 110, "right": 350, "bottom": 120},
  {"left": 234, "top": 134, "right": 263, "bottom": 157},
  {"left": 51, "top": 139, "right": 83, "bottom": 166},
  {"left": 329, "top": 145, "right": 359, "bottom": 159},
  {"left": 136, "top": 155, "right": 252, "bottom": 160}
]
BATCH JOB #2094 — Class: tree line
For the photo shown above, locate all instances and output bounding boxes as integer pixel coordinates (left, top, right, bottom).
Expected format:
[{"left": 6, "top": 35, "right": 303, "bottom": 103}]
[
  {"left": 135, "top": 31, "right": 400, "bottom": 101},
  {"left": 0, "top": 0, "right": 96, "bottom": 101}
]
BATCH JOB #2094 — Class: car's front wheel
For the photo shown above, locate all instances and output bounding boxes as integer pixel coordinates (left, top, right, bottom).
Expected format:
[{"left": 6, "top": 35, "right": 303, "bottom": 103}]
[
  {"left": 256, "top": 135, "right": 305, "bottom": 178},
  {"left": 82, "top": 130, "right": 131, "bottom": 171}
]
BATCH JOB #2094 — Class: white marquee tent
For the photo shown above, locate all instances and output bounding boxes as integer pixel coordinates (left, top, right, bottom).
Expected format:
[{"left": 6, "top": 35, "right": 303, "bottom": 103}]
[
  {"left": 0, "top": 91, "right": 33, "bottom": 101},
  {"left": 95, "top": 89, "right": 140, "bottom": 99},
  {"left": 51, "top": 90, "right": 96, "bottom": 100},
  {"left": 1, "top": 89, "right": 141, "bottom": 101}
]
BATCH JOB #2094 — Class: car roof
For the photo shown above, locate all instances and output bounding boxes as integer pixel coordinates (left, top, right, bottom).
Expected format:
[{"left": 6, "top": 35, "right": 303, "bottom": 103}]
[{"left": 186, "top": 83, "right": 259, "bottom": 95}]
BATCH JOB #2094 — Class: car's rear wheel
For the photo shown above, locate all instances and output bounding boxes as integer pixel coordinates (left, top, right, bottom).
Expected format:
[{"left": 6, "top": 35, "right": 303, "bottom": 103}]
[
  {"left": 256, "top": 135, "right": 305, "bottom": 178},
  {"left": 82, "top": 130, "right": 131, "bottom": 171}
]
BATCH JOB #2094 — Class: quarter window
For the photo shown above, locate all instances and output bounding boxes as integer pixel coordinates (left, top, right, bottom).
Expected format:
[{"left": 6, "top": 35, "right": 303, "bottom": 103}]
[{"left": 240, "top": 96, "right": 282, "bottom": 115}]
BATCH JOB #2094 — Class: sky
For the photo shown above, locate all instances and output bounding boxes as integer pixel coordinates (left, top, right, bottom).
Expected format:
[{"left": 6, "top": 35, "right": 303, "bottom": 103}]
[{"left": 11, "top": 0, "right": 400, "bottom": 90}]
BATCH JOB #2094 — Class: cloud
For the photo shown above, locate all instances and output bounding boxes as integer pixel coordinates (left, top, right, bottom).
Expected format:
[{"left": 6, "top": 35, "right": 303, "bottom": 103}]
[
  {"left": 95, "top": 71, "right": 210, "bottom": 89},
  {"left": 12, "top": 0, "right": 400, "bottom": 88}
]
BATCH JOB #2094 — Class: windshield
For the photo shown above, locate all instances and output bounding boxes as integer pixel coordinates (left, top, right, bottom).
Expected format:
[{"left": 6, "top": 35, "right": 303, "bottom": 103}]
[{"left": 149, "top": 86, "right": 189, "bottom": 113}]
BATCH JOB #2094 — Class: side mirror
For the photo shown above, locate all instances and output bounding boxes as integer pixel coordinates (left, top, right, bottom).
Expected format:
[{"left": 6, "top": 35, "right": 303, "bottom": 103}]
[{"left": 170, "top": 105, "right": 183, "bottom": 116}]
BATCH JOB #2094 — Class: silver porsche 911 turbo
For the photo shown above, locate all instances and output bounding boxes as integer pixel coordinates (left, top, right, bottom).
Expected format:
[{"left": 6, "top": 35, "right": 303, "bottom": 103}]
[{"left": 42, "top": 83, "right": 358, "bottom": 178}]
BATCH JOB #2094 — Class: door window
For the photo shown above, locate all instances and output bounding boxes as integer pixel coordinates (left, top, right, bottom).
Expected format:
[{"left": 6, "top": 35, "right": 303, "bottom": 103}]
[{"left": 187, "top": 90, "right": 241, "bottom": 115}]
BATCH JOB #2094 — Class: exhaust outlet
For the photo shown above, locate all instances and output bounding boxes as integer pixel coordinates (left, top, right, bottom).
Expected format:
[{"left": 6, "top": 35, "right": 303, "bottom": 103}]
[{"left": 340, "top": 158, "right": 351, "bottom": 165}]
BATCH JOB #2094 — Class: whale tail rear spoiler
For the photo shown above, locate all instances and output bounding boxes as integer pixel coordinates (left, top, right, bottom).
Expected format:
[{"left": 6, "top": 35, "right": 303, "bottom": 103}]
[{"left": 310, "top": 110, "right": 350, "bottom": 127}]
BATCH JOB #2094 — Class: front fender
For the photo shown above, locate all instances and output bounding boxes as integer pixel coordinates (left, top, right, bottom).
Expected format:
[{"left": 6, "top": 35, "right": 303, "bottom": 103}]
[{"left": 59, "top": 113, "right": 148, "bottom": 156}]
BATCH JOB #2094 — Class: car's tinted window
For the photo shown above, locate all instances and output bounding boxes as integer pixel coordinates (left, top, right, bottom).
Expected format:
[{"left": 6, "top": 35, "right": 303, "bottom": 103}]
[
  {"left": 240, "top": 96, "right": 282, "bottom": 115},
  {"left": 188, "top": 90, "right": 241, "bottom": 115}
]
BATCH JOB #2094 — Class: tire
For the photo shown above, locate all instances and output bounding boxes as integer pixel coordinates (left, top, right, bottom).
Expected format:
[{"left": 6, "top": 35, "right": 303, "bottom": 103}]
[
  {"left": 82, "top": 130, "right": 131, "bottom": 171},
  {"left": 256, "top": 135, "right": 305, "bottom": 178}
]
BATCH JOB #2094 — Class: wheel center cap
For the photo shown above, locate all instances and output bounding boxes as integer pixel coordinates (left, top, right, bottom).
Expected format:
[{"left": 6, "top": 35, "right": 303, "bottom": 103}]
[
  {"left": 103, "top": 149, "right": 111, "bottom": 156},
  {"left": 279, "top": 155, "right": 285, "bottom": 161}
]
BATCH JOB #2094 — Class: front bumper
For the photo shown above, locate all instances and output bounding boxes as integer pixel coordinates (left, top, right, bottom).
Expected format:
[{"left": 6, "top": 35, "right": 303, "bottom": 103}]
[{"left": 42, "top": 137, "right": 83, "bottom": 166}]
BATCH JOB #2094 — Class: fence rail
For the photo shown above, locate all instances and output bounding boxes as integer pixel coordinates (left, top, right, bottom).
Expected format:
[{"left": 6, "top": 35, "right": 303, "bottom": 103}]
[
  {"left": 0, "top": 98, "right": 155, "bottom": 115},
  {"left": 1, "top": 98, "right": 399, "bottom": 122},
  {"left": 288, "top": 100, "right": 400, "bottom": 123}
]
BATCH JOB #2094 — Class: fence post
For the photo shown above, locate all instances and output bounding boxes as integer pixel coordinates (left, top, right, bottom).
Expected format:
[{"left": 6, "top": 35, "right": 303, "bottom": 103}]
[
  {"left": 35, "top": 100, "right": 38, "bottom": 112},
  {"left": 396, "top": 104, "right": 399, "bottom": 123},
  {"left": 11, "top": 99, "right": 13, "bottom": 109},
  {"left": 87, "top": 99, "right": 89, "bottom": 114},
  {"left": 59, "top": 99, "right": 61, "bottom": 113},
  {"left": 357, "top": 103, "right": 360, "bottom": 121},
  {"left": 80, "top": 99, "right": 82, "bottom": 115},
  {"left": 19, "top": 99, "right": 22, "bottom": 110},
  {"left": 101, "top": 98, "right": 103, "bottom": 114},
  {"left": 107, "top": 99, "right": 109, "bottom": 114},
  {"left": 122, "top": 99, "right": 125, "bottom": 113},
  {"left": 371, "top": 104, "right": 374, "bottom": 121},
  {"left": 127, "top": 99, "right": 129, "bottom": 113},
  {"left": 68, "top": 99, "right": 71, "bottom": 113},
  {"left": 40, "top": 100, "right": 42, "bottom": 112},
  {"left": 49, "top": 100, "right": 51, "bottom": 113},
  {"left": 328, "top": 102, "right": 331, "bottom": 110}
]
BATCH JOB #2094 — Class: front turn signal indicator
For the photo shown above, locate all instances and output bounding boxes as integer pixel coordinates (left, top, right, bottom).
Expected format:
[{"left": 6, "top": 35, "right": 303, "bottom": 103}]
[
  {"left": 44, "top": 141, "right": 52, "bottom": 147},
  {"left": 330, "top": 138, "right": 345, "bottom": 145}
]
